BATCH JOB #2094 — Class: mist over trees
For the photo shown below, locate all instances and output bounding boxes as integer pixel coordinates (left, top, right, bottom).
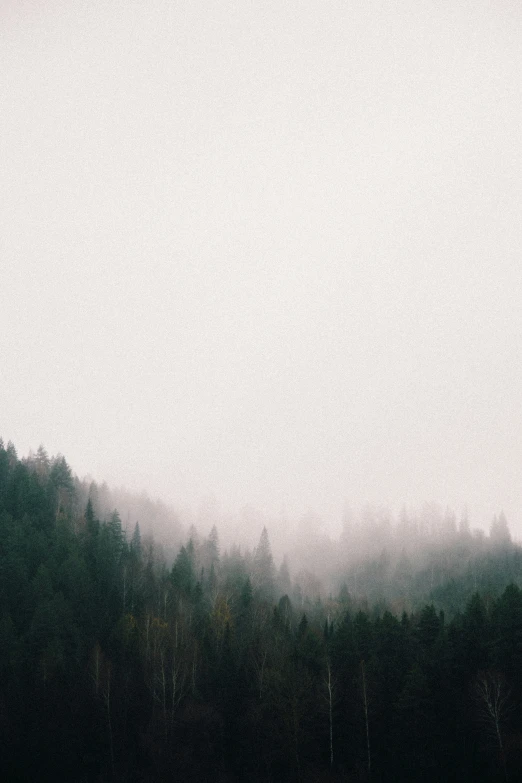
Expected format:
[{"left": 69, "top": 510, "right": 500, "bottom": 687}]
[{"left": 2, "top": 439, "right": 522, "bottom": 781}]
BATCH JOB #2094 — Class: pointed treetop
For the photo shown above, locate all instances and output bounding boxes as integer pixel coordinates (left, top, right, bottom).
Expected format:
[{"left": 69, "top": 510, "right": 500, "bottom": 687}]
[
  {"left": 86, "top": 498, "right": 95, "bottom": 523},
  {"left": 50, "top": 455, "right": 73, "bottom": 490},
  {"left": 131, "top": 521, "right": 142, "bottom": 553},
  {"left": 207, "top": 524, "right": 220, "bottom": 563},
  {"left": 6, "top": 440, "right": 17, "bottom": 466},
  {"left": 253, "top": 527, "right": 275, "bottom": 596},
  {"left": 490, "top": 511, "right": 511, "bottom": 546},
  {"left": 36, "top": 444, "right": 49, "bottom": 463}
]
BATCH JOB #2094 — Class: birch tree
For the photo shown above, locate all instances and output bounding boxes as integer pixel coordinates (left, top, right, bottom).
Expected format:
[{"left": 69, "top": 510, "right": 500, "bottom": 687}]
[{"left": 474, "top": 670, "right": 512, "bottom": 782}]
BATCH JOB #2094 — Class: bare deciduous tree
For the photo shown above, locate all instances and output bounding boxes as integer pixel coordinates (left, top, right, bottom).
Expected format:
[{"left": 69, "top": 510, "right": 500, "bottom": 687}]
[{"left": 473, "top": 670, "right": 512, "bottom": 782}]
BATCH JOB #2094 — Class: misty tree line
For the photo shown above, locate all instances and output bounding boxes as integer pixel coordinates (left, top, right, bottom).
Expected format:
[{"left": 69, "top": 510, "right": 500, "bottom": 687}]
[{"left": 1, "top": 440, "right": 522, "bottom": 781}]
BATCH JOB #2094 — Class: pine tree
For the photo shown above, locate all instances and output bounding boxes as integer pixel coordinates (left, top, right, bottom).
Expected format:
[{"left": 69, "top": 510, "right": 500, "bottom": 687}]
[
  {"left": 277, "top": 555, "right": 292, "bottom": 596},
  {"left": 252, "top": 526, "right": 275, "bottom": 598},
  {"left": 171, "top": 545, "right": 195, "bottom": 596},
  {"left": 131, "top": 522, "right": 142, "bottom": 556},
  {"left": 490, "top": 512, "right": 511, "bottom": 548},
  {"left": 207, "top": 524, "right": 220, "bottom": 565}
]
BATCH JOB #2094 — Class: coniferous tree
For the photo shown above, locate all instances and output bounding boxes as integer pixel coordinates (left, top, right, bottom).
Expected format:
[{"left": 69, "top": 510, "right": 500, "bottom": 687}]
[{"left": 253, "top": 526, "right": 275, "bottom": 599}]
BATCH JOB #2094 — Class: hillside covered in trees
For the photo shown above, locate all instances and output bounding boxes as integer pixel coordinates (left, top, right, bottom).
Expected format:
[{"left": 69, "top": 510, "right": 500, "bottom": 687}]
[{"left": 1, "top": 439, "right": 522, "bottom": 782}]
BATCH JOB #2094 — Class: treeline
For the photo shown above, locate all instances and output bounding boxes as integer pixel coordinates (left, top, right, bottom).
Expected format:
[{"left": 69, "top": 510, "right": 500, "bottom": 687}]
[
  {"left": 284, "top": 503, "right": 515, "bottom": 607},
  {"left": 1, "top": 440, "right": 522, "bottom": 781}
]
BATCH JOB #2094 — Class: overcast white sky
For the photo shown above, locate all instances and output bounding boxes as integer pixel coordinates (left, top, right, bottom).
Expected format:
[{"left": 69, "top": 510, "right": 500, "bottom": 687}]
[{"left": 1, "top": 0, "right": 521, "bottom": 535}]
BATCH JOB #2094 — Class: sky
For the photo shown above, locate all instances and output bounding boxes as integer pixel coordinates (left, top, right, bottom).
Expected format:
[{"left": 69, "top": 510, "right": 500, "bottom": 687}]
[{"left": 1, "top": 0, "right": 522, "bottom": 536}]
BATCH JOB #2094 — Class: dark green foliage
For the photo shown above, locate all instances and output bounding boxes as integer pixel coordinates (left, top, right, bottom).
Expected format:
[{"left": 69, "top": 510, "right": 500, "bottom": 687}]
[
  {"left": 131, "top": 520, "right": 141, "bottom": 554},
  {"left": 171, "top": 542, "right": 196, "bottom": 595},
  {"left": 2, "top": 438, "right": 522, "bottom": 781},
  {"left": 253, "top": 526, "right": 275, "bottom": 599}
]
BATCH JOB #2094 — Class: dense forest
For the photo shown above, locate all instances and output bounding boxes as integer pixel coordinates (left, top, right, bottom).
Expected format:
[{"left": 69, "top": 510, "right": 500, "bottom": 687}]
[{"left": 1, "top": 440, "right": 522, "bottom": 782}]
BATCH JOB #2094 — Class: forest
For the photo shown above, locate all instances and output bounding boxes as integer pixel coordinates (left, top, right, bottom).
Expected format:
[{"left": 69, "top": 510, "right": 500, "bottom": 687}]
[{"left": 1, "top": 439, "right": 522, "bottom": 782}]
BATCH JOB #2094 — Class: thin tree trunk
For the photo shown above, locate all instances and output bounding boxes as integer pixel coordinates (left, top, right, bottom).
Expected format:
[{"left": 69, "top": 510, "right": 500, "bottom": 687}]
[
  {"left": 191, "top": 645, "right": 197, "bottom": 693},
  {"left": 104, "top": 664, "right": 115, "bottom": 777},
  {"left": 293, "top": 704, "right": 301, "bottom": 783},
  {"left": 160, "top": 650, "right": 168, "bottom": 739},
  {"left": 474, "top": 671, "right": 510, "bottom": 783},
  {"left": 361, "top": 660, "right": 371, "bottom": 781},
  {"left": 326, "top": 659, "right": 334, "bottom": 768},
  {"left": 259, "top": 649, "right": 267, "bottom": 699},
  {"left": 495, "top": 717, "right": 508, "bottom": 783}
]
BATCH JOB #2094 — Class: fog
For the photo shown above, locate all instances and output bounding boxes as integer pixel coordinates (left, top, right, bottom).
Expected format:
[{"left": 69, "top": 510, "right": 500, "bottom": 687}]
[{"left": 2, "top": 1, "right": 522, "bottom": 538}]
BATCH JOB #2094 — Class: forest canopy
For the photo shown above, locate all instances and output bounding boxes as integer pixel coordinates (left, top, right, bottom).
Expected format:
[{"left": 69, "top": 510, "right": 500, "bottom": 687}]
[{"left": 1, "top": 439, "right": 521, "bottom": 782}]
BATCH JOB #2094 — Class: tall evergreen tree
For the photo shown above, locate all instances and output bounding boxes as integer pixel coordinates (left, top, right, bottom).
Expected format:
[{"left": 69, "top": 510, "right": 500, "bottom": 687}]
[{"left": 252, "top": 526, "right": 275, "bottom": 598}]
